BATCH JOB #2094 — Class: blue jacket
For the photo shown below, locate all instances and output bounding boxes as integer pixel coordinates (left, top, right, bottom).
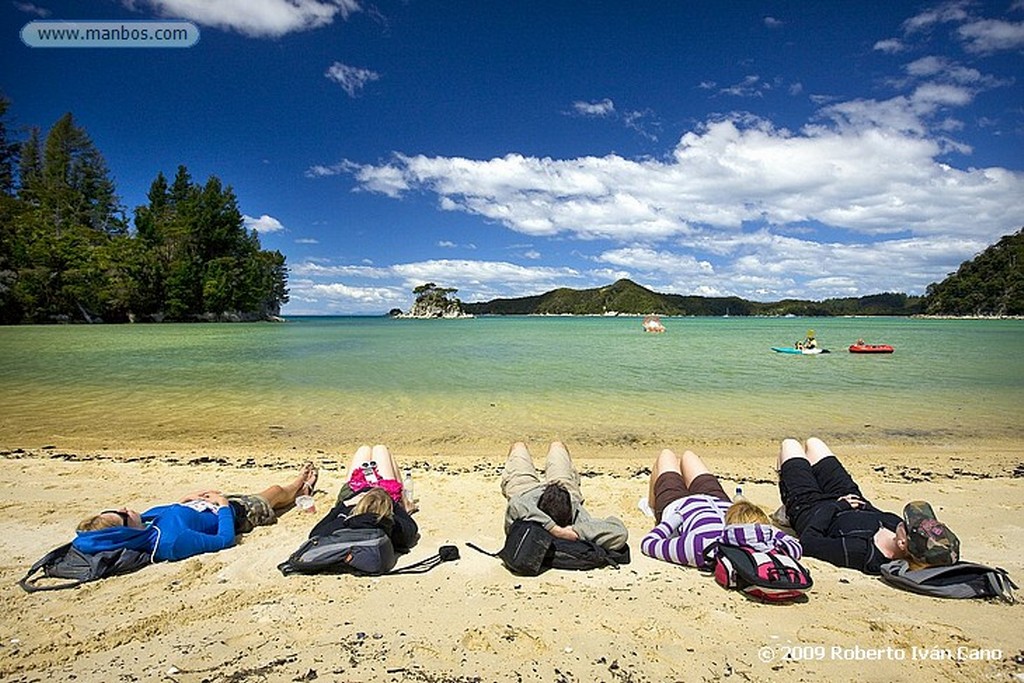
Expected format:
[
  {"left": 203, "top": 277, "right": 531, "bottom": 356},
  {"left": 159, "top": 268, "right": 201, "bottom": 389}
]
[{"left": 142, "top": 503, "right": 237, "bottom": 562}]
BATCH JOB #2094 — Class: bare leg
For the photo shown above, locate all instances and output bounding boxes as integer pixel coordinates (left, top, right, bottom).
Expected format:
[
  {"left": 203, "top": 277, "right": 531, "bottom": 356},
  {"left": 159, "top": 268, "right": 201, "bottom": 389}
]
[
  {"left": 804, "top": 437, "right": 837, "bottom": 465},
  {"left": 372, "top": 444, "right": 400, "bottom": 480},
  {"left": 778, "top": 438, "right": 808, "bottom": 470},
  {"left": 348, "top": 444, "right": 374, "bottom": 472},
  {"left": 648, "top": 448, "right": 682, "bottom": 504},
  {"left": 679, "top": 449, "right": 712, "bottom": 489},
  {"left": 258, "top": 462, "right": 318, "bottom": 510}
]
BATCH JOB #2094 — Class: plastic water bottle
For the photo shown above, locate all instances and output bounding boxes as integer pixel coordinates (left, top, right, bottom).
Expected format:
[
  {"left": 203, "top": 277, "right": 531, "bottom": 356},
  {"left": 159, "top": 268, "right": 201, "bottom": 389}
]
[
  {"left": 402, "top": 469, "right": 415, "bottom": 507},
  {"left": 734, "top": 486, "right": 744, "bottom": 502}
]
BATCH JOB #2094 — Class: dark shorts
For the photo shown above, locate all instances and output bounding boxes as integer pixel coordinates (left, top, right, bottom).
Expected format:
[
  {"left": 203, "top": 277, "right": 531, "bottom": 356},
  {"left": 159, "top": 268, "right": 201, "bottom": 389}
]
[
  {"left": 653, "top": 471, "right": 730, "bottom": 522},
  {"left": 227, "top": 494, "right": 276, "bottom": 535},
  {"left": 778, "top": 457, "right": 865, "bottom": 533}
]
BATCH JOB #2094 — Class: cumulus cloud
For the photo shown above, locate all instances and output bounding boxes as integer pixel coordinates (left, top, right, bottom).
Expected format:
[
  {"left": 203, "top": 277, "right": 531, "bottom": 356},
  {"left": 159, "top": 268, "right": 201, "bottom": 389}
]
[
  {"left": 125, "top": 0, "right": 361, "bottom": 38},
  {"left": 763, "top": 16, "right": 783, "bottom": 28},
  {"left": 325, "top": 62, "right": 381, "bottom": 97},
  {"left": 286, "top": 258, "right": 585, "bottom": 313},
  {"left": 330, "top": 109, "right": 1023, "bottom": 245},
  {"left": 243, "top": 214, "right": 285, "bottom": 233}
]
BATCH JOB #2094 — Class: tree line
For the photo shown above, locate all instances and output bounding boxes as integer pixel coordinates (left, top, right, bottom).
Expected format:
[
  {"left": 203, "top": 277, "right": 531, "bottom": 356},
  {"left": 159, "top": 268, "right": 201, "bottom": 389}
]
[{"left": 0, "top": 97, "right": 288, "bottom": 324}]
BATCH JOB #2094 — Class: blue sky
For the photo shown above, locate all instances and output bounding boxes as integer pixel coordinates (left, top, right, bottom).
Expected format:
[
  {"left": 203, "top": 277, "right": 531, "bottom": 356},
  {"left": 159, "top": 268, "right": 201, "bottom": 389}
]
[{"left": 4, "top": 1, "right": 1023, "bottom": 314}]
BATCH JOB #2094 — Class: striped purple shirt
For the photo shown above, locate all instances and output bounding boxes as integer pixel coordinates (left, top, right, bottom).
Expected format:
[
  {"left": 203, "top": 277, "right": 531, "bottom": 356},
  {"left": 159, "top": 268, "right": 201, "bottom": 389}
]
[{"left": 640, "top": 495, "right": 803, "bottom": 568}]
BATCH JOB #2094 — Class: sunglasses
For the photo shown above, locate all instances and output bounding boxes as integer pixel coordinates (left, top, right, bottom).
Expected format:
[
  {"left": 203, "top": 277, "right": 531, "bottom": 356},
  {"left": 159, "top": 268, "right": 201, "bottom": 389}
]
[{"left": 101, "top": 509, "right": 131, "bottom": 526}]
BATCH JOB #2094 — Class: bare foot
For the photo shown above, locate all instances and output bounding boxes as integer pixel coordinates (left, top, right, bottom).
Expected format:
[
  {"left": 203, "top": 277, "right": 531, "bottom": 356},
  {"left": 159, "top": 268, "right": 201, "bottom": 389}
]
[{"left": 297, "top": 462, "right": 318, "bottom": 496}]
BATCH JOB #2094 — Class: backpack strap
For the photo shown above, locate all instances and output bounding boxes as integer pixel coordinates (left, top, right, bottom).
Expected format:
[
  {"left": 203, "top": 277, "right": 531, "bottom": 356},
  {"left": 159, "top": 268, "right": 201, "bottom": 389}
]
[
  {"left": 19, "top": 543, "right": 85, "bottom": 593},
  {"left": 388, "top": 545, "right": 460, "bottom": 575},
  {"left": 465, "top": 541, "right": 500, "bottom": 558},
  {"left": 984, "top": 567, "right": 1018, "bottom": 604}
]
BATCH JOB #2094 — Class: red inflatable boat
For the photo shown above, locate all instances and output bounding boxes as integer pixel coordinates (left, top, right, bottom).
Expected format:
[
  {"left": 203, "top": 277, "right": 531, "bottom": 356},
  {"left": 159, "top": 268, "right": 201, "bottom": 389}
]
[{"left": 848, "top": 343, "right": 894, "bottom": 354}]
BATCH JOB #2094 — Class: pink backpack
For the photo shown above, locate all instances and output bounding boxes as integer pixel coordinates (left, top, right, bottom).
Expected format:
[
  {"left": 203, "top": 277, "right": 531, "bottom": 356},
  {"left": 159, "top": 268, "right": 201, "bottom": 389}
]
[{"left": 709, "top": 542, "right": 813, "bottom": 602}]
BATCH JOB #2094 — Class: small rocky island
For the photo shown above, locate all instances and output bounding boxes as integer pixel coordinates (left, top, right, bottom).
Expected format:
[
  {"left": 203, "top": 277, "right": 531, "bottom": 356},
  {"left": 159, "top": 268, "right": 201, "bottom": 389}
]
[{"left": 389, "top": 283, "right": 473, "bottom": 319}]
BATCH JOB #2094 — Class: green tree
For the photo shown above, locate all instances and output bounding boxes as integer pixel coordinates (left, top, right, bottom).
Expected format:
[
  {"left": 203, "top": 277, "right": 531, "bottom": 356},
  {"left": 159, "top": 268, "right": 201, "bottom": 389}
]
[
  {"left": 0, "top": 95, "right": 18, "bottom": 196},
  {"left": 925, "top": 229, "right": 1024, "bottom": 316},
  {"left": 39, "top": 113, "right": 123, "bottom": 235},
  {"left": 17, "top": 127, "right": 42, "bottom": 204}
]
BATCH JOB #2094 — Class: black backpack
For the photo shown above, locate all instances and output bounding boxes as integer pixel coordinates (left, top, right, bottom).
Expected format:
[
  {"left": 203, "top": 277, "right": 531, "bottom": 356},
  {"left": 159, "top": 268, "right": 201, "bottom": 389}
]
[
  {"left": 20, "top": 542, "right": 153, "bottom": 592},
  {"left": 468, "top": 520, "right": 630, "bottom": 576},
  {"left": 880, "top": 560, "right": 1017, "bottom": 602}
]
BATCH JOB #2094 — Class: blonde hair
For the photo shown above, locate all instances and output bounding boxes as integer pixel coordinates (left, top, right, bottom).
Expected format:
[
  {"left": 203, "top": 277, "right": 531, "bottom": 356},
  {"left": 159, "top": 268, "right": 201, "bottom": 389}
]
[
  {"left": 77, "top": 514, "right": 120, "bottom": 532},
  {"left": 353, "top": 487, "right": 394, "bottom": 521},
  {"left": 725, "top": 500, "right": 771, "bottom": 526}
]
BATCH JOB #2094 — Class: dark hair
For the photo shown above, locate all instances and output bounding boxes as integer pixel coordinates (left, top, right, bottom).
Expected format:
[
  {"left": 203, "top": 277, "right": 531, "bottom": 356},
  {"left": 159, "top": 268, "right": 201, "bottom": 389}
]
[{"left": 537, "top": 483, "right": 573, "bottom": 527}]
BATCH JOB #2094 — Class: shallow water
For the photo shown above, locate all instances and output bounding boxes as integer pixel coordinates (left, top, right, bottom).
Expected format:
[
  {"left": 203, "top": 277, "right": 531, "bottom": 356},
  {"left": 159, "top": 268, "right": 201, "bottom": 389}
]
[{"left": 1, "top": 316, "right": 1022, "bottom": 456}]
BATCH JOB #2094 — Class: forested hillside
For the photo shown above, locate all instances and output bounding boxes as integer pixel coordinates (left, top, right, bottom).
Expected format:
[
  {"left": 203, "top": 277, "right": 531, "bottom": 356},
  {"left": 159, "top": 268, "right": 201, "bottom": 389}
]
[
  {"left": 0, "top": 99, "right": 288, "bottom": 324},
  {"left": 462, "top": 279, "right": 925, "bottom": 316},
  {"left": 924, "top": 228, "right": 1024, "bottom": 316}
]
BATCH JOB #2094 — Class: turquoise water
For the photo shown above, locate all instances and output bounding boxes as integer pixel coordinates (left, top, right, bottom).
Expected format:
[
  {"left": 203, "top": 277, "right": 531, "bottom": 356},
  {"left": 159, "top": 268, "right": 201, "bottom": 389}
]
[{"left": 1, "top": 316, "right": 1022, "bottom": 455}]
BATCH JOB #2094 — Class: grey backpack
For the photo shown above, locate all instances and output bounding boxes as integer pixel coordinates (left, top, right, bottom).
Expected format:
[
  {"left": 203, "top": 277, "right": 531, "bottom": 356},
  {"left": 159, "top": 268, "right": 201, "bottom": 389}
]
[
  {"left": 20, "top": 542, "right": 153, "bottom": 592},
  {"left": 880, "top": 560, "right": 1016, "bottom": 602}
]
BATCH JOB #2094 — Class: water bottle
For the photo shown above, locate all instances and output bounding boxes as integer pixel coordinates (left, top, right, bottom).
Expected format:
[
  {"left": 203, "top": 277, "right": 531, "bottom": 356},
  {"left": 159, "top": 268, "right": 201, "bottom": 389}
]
[
  {"left": 402, "top": 469, "right": 415, "bottom": 507},
  {"left": 734, "top": 486, "right": 744, "bottom": 502}
]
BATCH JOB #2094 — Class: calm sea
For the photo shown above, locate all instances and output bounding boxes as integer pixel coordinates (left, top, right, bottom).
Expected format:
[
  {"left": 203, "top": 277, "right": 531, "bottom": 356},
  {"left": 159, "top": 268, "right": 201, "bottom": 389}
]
[{"left": 1, "top": 316, "right": 1022, "bottom": 456}]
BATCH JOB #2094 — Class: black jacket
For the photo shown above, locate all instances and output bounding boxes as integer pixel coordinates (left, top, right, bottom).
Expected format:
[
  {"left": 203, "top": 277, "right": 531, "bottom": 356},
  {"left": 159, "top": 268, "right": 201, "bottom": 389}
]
[{"left": 799, "top": 499, "right": 902, "bottom": 574}]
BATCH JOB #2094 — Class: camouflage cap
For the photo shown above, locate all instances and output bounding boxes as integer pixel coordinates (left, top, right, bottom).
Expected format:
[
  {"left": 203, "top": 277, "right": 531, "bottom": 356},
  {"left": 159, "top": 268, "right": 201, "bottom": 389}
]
[{"left": 903, "top": 501, "right": 959, "bottom": 567}]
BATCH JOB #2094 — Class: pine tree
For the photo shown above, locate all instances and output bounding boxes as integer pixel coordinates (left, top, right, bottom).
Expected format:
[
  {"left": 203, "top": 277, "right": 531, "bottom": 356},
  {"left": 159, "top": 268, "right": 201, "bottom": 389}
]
[
  {"left": 18, "top": 127, "right": 42, "bottom": 204},
  {"left": 0, "top": 95, "right": 17, "bottom": 196}
]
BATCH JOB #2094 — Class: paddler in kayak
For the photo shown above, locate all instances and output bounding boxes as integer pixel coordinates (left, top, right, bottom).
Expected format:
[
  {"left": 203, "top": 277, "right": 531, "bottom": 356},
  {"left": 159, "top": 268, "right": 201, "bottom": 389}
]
[{"left": 796, "top": 329, "right": 818, "bottom": 350}]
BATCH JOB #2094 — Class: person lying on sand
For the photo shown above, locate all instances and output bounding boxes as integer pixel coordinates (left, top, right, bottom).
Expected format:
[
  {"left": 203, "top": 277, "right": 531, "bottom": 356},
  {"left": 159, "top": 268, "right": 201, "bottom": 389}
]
[
  {"left": 641, "top": 448, "right": 801, "bottom": 568},
  {"left": 776, "top": 437, "right": 959, "bottom": 574},
  {"left": 500, "top": 441, "right": 628, "bottom": 550},
  {"left": 337, "top": 443, "right": 417, "bottom": 513},
  {"left": 75, "top": 463, "right": 318, "bottom": 562}
]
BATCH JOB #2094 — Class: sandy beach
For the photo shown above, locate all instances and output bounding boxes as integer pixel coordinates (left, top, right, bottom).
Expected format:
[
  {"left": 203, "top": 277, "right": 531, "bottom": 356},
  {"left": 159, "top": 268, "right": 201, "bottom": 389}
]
[{"left": 1, "top": 439, "right": 1021, "bottom": 683}]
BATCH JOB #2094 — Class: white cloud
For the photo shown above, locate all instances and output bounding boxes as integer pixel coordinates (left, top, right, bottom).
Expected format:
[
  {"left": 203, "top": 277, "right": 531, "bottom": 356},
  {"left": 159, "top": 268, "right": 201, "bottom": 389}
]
[
  {"left": 14, "top": 2, "right": 51, "bottom": 17},
  {"left": 902, "top": 1, "right": 970, "bottom": 34},
  {"left": 720, "top": 75, "right": 764, "bottom": 98},
  {"left": 286, "top": 258, "right": 587, "bottom": 313},
  {"left": 126, "top": 0, "right": 361, "bottom": 38},
  {"left": 572, "top": 99, "right": 616, "bottom": 117},
  {"left": 763, "top": 16, "right": 783, "bottom": 28},
  {"left": 332, "top": 109, "right": 1023, "bottom": 245},
  {"left": 325, "top": 62, "right": 381, "bottom": 97},
  {"left": 243, "top": 214, "right": 285, "bottom": 233},
  {"left": 294, "top": 237, "right": 319, "bottom": 244},
  {"left": 873, "top": 38, "right": 906, "bottom": 54},
  {"left": 957, "top": 19, "right": 1024, "bottom": 53}
]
